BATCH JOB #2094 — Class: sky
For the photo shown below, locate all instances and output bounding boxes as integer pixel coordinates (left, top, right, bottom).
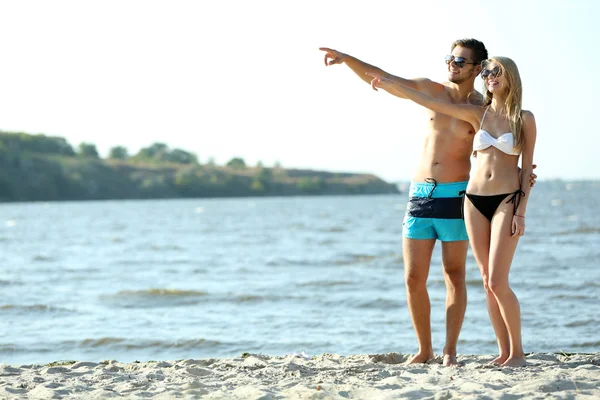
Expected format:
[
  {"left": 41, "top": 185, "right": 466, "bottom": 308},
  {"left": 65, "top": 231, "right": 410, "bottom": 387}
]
[{"left": 0, "top": 0, "right": 598, "bottom": 182}]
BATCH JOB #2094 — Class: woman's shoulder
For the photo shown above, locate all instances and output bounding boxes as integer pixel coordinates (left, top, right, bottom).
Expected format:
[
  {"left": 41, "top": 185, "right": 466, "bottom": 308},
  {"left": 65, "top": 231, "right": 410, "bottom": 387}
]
[
  {"left": 521, "top": 110, "right": 536, "bottom": 135},
  {"left": 521, "top": 110, "right": 535, "bottom": 121}
]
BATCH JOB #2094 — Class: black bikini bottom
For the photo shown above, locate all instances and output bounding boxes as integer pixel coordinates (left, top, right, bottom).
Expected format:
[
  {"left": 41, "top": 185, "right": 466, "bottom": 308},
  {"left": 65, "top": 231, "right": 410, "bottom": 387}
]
[{"left": 463, "top": 190, "right": 525, "bottom": 222}]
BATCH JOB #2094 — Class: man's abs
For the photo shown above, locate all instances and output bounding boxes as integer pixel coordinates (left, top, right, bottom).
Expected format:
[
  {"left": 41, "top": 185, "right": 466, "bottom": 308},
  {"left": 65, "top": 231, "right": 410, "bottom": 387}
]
[{"left": 412, "top": 129, "right": 473, "bottom": 183}]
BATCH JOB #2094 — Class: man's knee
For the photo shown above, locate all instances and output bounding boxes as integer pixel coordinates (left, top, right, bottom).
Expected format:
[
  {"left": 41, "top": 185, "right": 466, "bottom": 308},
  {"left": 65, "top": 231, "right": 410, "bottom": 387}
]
[
  {"left": 443, "top": 263, "right": 466, "bottom": 288},
  {"left": 405, "top": 269, "right": 428, "bottom": 292},
  {"left": 441, "top": 241, "right": 468, "bottom": 287}
]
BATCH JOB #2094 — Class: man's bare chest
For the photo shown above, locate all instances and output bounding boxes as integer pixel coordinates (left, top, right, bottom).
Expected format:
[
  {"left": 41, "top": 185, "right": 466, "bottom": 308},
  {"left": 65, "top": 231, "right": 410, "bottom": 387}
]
[{"left": 427, "top": 111, "right": 476, "bottom": 137}]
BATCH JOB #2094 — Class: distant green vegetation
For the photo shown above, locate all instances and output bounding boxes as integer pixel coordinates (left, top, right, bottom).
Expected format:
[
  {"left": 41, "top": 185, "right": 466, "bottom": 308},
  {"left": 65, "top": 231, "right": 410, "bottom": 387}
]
[{"left": 0, "top": 131, "right": 399, "bottom": 202}]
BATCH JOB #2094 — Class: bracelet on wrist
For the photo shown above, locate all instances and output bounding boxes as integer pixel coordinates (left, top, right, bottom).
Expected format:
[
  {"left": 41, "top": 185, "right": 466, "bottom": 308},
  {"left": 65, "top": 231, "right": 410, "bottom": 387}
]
[{"left": 514, "top": 214, "right": 525, "bottom": 218}]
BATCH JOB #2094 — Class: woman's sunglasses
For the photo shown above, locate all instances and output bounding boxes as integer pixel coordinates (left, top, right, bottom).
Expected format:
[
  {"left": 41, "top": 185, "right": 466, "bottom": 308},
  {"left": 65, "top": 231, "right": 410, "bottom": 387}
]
[
  {"left": 445, "top": 55, "right": 477, "bottom": 68},
  {"left": 481, "top": 66, "right": 503, "bottom": 80}
]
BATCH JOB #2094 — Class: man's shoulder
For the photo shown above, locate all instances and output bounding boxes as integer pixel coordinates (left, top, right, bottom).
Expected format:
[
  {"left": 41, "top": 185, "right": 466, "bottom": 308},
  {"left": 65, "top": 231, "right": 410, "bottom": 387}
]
[
  {"left": 467, "top": 91, "right": 485, "bottom": 106},
  {"left": 438, "top": 82, "right": 485, "bottom": 105},
  {"left": 424, "top": 80, "right": 451, "bottom": 96}
]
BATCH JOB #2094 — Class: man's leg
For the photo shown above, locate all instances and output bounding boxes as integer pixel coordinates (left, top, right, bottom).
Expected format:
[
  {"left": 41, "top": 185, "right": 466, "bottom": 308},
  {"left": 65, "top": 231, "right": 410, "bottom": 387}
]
[
  {"left": 441, "top": 240, "right": 469, "bottom": 366},
  {"left": 403, "top": 237, "right": 436, "bottom": 363}
]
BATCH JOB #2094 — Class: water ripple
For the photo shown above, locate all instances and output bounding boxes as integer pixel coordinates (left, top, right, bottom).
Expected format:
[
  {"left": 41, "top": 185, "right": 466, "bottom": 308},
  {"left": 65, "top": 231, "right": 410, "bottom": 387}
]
[
  {"left": 101, "top": 289, "right": 209, "bottom": 308},
  {"left": 0, "top": 304, "right": 77, "bottom": 315}
]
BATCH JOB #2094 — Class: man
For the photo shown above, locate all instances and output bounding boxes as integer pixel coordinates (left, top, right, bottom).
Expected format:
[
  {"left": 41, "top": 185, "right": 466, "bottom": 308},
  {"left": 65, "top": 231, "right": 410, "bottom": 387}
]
[{"left": 320, "top": 39, "right": 535, "bottom": 366}]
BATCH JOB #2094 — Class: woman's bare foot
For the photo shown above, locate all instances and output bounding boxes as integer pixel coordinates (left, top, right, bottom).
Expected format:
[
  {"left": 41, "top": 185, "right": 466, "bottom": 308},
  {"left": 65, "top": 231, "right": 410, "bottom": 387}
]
[
  {"left": 501, "top": 355, "right": 526, "bottom": 367},
  {"left": 443, "top": 354, "right": 461, "bottom": 367},
  {"left": 488, "top": 355, "right": 509, "bottom": 365},
  {"left": 406, "top": 351, "right": 435, "bottom": 364}
]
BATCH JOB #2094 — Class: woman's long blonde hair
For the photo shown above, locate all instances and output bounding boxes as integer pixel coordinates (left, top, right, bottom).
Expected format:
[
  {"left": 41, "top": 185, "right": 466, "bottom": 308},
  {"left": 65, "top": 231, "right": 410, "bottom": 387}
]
[{"left": 483, "top": 56, "right": 524, "bottom": 149}]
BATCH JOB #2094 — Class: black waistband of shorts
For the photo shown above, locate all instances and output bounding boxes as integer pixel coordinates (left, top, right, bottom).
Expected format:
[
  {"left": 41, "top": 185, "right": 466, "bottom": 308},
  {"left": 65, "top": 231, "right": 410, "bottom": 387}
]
[{"left": 406, "top": 196, "right": 464, "bottom": 219}]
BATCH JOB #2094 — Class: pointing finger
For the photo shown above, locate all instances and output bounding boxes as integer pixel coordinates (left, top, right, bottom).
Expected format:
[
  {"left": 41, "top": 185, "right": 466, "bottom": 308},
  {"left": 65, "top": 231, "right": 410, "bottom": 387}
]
[{"left": 370, "top": 78, "right": 379, "bottom": 91}]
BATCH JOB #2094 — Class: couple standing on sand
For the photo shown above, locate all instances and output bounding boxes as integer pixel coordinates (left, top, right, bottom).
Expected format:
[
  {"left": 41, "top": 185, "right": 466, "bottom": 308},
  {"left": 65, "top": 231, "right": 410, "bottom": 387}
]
[{"left": 320, "top": 38, "right": 537, "bottom": 367}]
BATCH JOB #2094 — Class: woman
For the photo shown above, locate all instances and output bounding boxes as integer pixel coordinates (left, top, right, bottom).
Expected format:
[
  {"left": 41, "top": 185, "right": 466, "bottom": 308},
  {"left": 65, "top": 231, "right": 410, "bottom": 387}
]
[{"left": 368, "top": 57, "right": 536, "bottom": 367}]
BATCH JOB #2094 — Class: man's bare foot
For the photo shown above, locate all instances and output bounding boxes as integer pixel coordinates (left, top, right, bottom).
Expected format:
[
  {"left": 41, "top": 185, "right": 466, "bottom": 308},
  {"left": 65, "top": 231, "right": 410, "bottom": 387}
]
[
  {"left": 501, "top": 356, "right": 526, "bottom": 367},
  {"left": 443, "top": 354, "right": 461, "bottom": 367},
  {"left": 406, "top": 352, "right": 435, "bottom": 364},
  {"left": 488, "top": 355, "right": 509, "bottom": 365}
]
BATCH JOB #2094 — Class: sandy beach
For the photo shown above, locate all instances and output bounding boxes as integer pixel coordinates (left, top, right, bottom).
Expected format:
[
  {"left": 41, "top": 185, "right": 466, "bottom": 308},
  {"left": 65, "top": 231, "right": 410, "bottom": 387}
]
[{"left": 1, "top": 352, "right": 599, "bottom": 399}]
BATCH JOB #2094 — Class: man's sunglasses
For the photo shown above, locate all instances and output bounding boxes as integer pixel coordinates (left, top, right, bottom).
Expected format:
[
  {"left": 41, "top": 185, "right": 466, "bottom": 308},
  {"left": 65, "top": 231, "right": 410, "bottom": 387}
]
[
  {"left": 481, "top": 66, "right": 503, "bottom": 80},
  {"left": 445, "top": 55, "right": 478, "bottom": 68}
]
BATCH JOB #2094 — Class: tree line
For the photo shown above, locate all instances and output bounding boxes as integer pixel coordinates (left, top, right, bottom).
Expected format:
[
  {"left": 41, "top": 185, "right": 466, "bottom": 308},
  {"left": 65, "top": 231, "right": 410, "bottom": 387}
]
[{"left": 0, "top": 131, "right": 399, "bottom": 202}]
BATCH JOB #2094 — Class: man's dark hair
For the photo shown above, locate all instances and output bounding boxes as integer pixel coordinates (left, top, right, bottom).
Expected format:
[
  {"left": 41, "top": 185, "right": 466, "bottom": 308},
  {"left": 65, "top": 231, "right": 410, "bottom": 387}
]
[{"left": 451, "top": 38, "right": 488, "bottom": 64}]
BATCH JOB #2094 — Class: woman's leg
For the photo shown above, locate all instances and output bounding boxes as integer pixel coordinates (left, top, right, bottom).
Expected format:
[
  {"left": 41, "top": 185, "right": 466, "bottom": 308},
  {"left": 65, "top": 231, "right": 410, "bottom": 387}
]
[
  {"left": 489, "top": 202, "right": 525, "bottom": 367},
  {"left": 464, "top": 197, "right": 510, "bottom": 364}
]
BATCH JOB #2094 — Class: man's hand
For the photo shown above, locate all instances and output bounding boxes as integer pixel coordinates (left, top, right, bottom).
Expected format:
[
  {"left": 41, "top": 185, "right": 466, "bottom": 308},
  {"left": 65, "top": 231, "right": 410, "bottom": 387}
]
[
  {"left": 319, "top": 47, "right": 347, "bottom": 66},
  {"left": 512, "top": 215, "right": 526, "bottom": 237},
  {"left": 530, "top": 164, "right": 537, "bottom": 188}
]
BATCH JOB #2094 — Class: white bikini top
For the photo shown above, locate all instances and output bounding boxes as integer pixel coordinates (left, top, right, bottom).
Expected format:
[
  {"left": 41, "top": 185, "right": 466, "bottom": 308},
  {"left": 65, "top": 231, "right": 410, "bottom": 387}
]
[{"left": 473, "top": 108, "right": 521, "bottom": 156}]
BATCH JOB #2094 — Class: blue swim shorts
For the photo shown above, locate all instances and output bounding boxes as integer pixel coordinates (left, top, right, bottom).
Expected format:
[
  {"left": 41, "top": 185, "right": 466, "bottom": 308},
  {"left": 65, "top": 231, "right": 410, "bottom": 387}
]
[{"left": 402, "top": 180, "right": 468, "bottom": 242}]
